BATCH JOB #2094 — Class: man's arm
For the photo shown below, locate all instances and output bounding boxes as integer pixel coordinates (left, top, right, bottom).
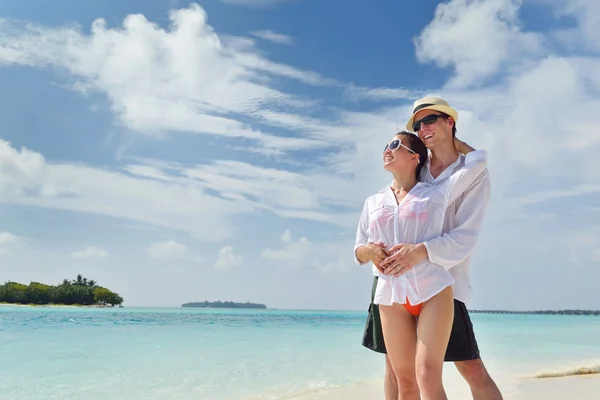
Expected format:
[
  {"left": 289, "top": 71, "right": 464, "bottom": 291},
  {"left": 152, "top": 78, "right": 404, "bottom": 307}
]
[
  {"left": 380, "top": 169, "right": 490, "bottom": 275},
  {"left": 423, "top": 169, "right": 491, "bottom": 270}
]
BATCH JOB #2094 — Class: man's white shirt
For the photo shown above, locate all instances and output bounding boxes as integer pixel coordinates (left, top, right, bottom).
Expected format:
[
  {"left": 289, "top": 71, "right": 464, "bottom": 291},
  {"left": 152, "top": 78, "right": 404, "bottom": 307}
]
[{"left": 420, "top": 152, "right": 491, "bottom": 306}]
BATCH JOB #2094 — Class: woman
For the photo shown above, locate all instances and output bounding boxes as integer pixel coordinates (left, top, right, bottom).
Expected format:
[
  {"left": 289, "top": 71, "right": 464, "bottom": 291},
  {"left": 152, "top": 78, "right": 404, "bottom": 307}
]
[{"left": 354, "top": 131, "right": 487, "bottom": 400}]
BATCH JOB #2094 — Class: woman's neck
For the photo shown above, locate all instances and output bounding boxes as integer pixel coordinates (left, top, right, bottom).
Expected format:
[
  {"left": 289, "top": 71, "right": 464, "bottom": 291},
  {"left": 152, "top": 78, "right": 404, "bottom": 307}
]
[{"left": 390, "top": 173, "right": 417, "bottom": 194}]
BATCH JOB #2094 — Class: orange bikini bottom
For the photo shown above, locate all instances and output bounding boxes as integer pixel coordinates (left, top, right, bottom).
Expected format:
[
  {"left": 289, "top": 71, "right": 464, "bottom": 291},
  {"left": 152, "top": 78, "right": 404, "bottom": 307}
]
[{"left": 403, "top": 297, "right": 423, "bottom": 317}]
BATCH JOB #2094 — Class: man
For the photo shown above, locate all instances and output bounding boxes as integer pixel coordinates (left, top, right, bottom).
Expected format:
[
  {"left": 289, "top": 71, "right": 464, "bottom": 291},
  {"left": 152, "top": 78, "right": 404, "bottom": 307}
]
[{"left": 361, "top": 96, "right": 503, "bottom": 400}]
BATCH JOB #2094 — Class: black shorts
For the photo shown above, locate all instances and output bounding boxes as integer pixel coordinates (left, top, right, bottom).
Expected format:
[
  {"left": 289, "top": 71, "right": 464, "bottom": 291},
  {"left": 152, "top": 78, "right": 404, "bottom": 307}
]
[{"left": 361, "top": 276, "right": 480, "bottom": 362}]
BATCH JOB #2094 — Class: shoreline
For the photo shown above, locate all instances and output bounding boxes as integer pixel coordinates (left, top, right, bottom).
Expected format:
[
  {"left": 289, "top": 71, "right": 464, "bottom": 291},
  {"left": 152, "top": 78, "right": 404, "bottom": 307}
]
[
  {"left": 254, "top": 360, "right": 600, "bottom": 400},
  {"left": 0, "top": 303, "right": 117, "bottom": 308},
  {"left": 288, "top": 373, "right": 600, "bottom": 400}
]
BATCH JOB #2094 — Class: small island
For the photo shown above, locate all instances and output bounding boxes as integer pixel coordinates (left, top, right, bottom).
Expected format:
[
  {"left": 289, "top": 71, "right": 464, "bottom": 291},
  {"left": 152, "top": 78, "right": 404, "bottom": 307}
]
[
  {"left": 471, "top": 309, "right": 600, "bottom": 316},
  {"left": 182, "top": 300, "right": 267, "bottom": 309},
  {"left": 0, "top": 275, "right": 124, "bottom": 307}
]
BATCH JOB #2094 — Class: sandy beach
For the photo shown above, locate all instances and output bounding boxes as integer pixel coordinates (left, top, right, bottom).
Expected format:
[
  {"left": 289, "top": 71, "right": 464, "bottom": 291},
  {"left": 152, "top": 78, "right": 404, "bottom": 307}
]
[{"left": 295, "top": 371, "right": 600, "bottom": 399}]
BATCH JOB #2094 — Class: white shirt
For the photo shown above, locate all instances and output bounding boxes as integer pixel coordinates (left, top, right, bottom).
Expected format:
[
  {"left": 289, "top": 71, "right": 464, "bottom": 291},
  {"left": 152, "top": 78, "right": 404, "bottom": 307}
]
[
  {"left": 354, "top": 151, "right": 488, "bottom": 307},
  {"left": 420, "top": 151, "right": 491, "bottom": 306}
]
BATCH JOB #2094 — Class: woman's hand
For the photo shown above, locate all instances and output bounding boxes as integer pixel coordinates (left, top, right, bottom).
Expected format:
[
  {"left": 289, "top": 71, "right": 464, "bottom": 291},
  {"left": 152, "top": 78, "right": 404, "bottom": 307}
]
[
  {"left": 380, "top": 243, "right": 428, "bottom": 276},
  {"left": 454, "top": 137, "right": 475, "bottom": 154},
  {"left": 356, "top": 242, "right": 390, "bottom": 274}
]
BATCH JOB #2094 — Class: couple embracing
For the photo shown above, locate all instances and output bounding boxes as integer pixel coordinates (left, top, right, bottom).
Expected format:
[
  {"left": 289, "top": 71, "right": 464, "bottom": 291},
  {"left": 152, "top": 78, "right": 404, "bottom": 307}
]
[{"left": 354, "top": 97, "right": 503, "bottom": 400}]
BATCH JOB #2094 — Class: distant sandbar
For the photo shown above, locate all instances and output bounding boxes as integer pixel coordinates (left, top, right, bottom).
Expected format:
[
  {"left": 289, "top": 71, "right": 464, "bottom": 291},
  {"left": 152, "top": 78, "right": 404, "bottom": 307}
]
[{"left": 181, "top": 301, "right": 267, "bottom": 309}]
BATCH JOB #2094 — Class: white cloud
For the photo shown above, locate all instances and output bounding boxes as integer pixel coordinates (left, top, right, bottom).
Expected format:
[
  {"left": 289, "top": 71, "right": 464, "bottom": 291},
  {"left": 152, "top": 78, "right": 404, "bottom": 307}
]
[
  {"left": 214, "top": 246, "right": 242, "bottom": 268},
  {"left": 0, "top": 136, "right": 365, "bottom": 244},
  {"left": 146, "top": 240, "right": 188, "bottom": 259},
  {"left": 250, "top": 30, "right": 293, "bottom": 44},
  {"left": 0, "top": 4, "right": 334, "bottom": 151},
  {"left": 0, "top": 231, "right": 22, "bottom": 254},
  {"left": 0, "top": 138, "right": 256, "bottom": 241},
  {"left": 549, "top": 0, "right": 600, "bottom": 53},
  {"left": 72, "top": 246, "right": 110, "bottom": 258},
  {"left": 414, "top": 0, "right": 544, "bottom": 88},
  {"left": 261, "top": 230, "right": 352, "bottom": 272},
  {"left": 0, "top": 231, "right": 20, "bottom": 246},
  {"left": 0, "top": 139, "right": 47, "bottom": 200},
  {"left": 0, "top": 231, "right": 24, "bottom": 255}
]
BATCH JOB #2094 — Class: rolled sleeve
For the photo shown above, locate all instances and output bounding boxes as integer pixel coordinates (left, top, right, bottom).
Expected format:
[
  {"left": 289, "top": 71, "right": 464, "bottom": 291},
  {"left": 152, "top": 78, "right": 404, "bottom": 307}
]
[{"left": 354, "top": 201, "right": 370, "bottom": 266}]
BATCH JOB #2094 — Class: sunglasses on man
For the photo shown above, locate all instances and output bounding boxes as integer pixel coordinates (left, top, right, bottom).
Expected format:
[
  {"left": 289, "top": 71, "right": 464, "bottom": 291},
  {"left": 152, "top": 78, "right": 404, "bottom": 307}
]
[{"left": 412, "top": 113, "right": 446, "bottom": 132}]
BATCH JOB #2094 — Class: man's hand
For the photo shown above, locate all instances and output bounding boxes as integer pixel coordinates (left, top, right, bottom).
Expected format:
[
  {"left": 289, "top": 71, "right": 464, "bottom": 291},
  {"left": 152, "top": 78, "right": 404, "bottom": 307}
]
[{"left": 380, "top": 243, "right": 428, "bottom": 276}]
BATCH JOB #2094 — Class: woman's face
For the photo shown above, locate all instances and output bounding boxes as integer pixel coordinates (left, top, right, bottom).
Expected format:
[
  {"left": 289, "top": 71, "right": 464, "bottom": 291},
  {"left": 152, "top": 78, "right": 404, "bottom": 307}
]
[{"left": 383, "top": 135, "right": 418, "bottom": 172}]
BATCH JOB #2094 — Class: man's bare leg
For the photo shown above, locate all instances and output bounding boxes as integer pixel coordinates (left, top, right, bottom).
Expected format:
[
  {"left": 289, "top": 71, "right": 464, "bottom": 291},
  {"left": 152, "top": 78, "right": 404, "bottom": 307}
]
[
  {"left": 454, "top": 359, "right": 503, "bottom": 400},
  {"left": 384, "top": 355, "right": 399, "bottom": 400}
]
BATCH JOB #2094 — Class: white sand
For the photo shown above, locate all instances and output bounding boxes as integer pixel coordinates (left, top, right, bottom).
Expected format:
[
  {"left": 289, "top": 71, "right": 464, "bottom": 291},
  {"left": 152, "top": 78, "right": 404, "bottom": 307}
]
[
  {"left": 295, "top": 373, "right": 600, "bottom": 399},
  {"left": 511, "top": 375, "right": 600, "bottom": 399},
  {"left": 0, "top": 303, "right": 111, "bottom": 308}
]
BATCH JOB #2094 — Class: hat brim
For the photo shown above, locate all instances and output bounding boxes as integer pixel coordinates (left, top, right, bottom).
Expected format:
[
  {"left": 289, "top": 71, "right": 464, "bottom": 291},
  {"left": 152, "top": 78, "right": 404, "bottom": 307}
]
[{"left": 405, "top": 105, "right": 458, "bottom": 131}]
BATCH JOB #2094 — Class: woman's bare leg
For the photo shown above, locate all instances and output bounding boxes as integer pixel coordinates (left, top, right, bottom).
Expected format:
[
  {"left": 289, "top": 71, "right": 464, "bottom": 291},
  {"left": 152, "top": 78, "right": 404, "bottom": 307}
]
[
  {"left": 415, "top": 286, "right": 454, "bottom": 400},
  {"left": 379, "top": 303, "right": 420, "bottom": 400}
]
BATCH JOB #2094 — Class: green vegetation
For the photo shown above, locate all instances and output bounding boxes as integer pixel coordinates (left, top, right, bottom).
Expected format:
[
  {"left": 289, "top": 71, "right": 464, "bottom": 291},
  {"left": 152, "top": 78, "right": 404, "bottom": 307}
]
[
  {"left": 182, "top": 301, "right": 267, "bottom": 309},
  {"left": 471, "top": 309, "right": 600, "bottom": 316},
  {"left": 0, "top": 275, "right": 124, "bottom": 307}
]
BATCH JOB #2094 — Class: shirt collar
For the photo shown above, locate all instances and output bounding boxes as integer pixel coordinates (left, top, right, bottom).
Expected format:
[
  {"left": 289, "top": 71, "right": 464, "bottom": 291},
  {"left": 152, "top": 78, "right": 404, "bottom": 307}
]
[{"left": 422, "top": 152, "right": 464, "bottom": 182}]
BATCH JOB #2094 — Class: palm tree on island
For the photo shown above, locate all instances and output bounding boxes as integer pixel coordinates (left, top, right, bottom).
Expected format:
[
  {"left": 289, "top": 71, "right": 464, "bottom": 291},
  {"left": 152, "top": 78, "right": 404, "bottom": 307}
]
[{"left": 0, "top": 275, "right": 124, "bottom": 307}]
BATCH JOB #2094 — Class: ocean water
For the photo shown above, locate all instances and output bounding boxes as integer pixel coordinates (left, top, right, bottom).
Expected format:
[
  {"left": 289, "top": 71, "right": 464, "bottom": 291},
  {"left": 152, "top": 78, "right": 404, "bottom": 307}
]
[{"left": 1, "top": 306, "right": 599, "bottom": 400}]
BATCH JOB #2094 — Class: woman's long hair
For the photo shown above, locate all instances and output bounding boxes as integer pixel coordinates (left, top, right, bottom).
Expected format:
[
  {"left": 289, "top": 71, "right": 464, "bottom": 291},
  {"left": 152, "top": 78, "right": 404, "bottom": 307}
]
[{"left": 395, "top": 131, "right": 429, "bottom": 181}]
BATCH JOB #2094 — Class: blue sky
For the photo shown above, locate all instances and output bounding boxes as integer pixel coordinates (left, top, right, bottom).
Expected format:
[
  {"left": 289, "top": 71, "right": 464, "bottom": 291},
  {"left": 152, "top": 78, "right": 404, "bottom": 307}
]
[{"left": 1, "top": 0, "right": 600, "bottom": 310}]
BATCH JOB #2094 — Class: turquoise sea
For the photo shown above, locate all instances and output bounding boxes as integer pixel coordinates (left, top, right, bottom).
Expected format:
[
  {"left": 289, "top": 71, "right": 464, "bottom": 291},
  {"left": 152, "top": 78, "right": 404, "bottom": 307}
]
[{"left": 1, "top": 306, "right": 599, "bottom": 400}]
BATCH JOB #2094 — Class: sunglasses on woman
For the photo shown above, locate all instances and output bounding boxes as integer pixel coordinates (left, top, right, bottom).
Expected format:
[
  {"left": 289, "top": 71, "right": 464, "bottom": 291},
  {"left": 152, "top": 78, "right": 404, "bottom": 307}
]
[
  {"left": 412, "top": 114, "right": 446, "bottom": 132},
  {"left": 384, "top": 139, "right": 416, "bottom": 154}
]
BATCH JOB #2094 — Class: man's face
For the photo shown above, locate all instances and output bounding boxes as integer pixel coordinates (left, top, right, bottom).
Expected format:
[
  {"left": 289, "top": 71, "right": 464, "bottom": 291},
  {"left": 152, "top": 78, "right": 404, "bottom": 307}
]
[{"left": 413, "top": 109, "right": 454, "bottom": 149}]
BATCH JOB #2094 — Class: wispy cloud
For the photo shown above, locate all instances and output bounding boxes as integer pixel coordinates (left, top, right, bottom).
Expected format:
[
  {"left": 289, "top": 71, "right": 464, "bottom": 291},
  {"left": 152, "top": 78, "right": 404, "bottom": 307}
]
[
  {"left": 250, "top": 29, "right": 293, "bottom": 44},
  {"left": 220, "top": 0, "right": 297, "bottom": 7},
  {"left": 0, "top": 138, "right": 247, "bottom": 241},
  {"left": 72, "top": 246, "right": 110, "bottom": 258},
  {"left": 0, "top": 5, "right": 333, "bottom": 151},
  {"left": 343, "top": 84, "right": 420, "bottom": 102},
  {"left": 508, "top": 184, "right": 600, "bottom": 209},
  {"left": 146, "top": 240, "right": 188, "bottom": 259}
]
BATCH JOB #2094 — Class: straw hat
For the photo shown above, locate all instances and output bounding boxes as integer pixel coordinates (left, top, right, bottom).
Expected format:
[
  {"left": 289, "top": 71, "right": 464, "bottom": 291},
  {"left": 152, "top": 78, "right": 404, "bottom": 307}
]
[{"left": 405, "top": 96, "right": 459, "bottom": 131}]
